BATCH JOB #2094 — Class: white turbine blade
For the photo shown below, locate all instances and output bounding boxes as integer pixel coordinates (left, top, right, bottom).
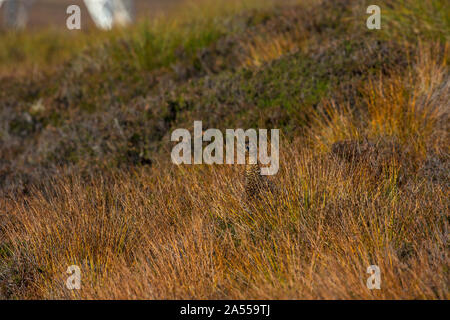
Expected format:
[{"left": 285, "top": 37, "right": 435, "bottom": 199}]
[
  {"left": 112, "top": 0, "right": 134, "bottom": 26},
  {"left": 83, "top": 0, "right": 114, "bottom": 30}
]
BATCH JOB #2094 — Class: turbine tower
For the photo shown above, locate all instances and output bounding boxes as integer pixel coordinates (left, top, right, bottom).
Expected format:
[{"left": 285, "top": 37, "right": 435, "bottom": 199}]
[{"left": 1, "top": 0, "right": 35, "bottom": 29}]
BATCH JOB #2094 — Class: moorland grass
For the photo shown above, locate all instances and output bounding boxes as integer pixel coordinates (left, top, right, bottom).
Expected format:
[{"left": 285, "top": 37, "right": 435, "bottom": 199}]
[{"left": 0, "top": 0, "right": 448, "bottom": 299}]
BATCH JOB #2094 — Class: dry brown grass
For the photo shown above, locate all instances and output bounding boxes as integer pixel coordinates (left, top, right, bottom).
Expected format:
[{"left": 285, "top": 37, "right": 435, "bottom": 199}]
[{"left": 1, "top": 42, "right": 448, "bottom": 299}]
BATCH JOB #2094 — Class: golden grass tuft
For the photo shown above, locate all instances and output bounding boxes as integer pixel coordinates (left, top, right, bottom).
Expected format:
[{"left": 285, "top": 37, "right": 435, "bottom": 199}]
[
  {"left": 242, "top": 32, "right": 301, "bottom": 68},
  {"left": 309, "top": 42, "right": 448, "bottom": 157}
]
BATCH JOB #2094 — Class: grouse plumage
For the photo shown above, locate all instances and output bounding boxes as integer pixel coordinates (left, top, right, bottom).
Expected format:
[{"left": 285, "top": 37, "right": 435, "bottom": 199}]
[{"left": 244, "top": 155, "right": 276, "bottom": 200}]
